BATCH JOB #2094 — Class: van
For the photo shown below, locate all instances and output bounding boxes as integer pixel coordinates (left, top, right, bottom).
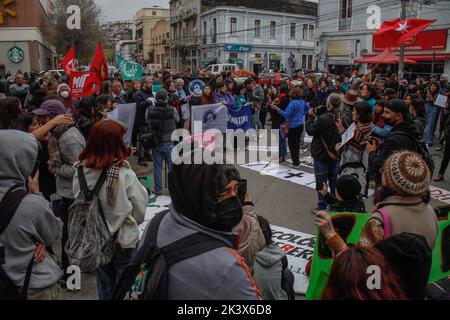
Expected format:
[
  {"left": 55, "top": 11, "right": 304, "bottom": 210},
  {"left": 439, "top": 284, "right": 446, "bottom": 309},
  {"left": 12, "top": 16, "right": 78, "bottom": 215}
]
[{"left": 206, "top": 64, "right": 239, "bottom": 75}]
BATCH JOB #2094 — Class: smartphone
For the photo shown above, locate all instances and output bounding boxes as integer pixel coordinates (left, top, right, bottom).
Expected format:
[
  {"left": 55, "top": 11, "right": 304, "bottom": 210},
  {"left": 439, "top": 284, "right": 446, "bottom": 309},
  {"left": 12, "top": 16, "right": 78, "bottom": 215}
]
[
  {"left": 238, "top": 179, "right": 247, "bottom": 203},
  {"left": 316, "top": 175, "right": 324, "bottom": 192}
]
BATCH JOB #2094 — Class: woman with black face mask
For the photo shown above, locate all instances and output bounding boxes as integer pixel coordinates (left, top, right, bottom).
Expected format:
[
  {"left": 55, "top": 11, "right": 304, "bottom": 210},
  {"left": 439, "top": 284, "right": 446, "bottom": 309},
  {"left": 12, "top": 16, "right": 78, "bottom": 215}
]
[{"left": 137, "top": 161, "right": 262, "bottom": 300}]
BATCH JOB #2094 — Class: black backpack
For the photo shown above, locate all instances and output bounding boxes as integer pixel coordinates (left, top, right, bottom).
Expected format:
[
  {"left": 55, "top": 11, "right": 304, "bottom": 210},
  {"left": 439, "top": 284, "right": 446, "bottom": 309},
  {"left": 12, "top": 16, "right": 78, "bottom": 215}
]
[
  {"left": 0, "top": 185, "right": 33, "bottom": 300},
  {"left": 113, "top": 210, "right": 229, "bottom": 300},
  {"left": 390, "top": 131, "right": 435, "bottom": 175}
]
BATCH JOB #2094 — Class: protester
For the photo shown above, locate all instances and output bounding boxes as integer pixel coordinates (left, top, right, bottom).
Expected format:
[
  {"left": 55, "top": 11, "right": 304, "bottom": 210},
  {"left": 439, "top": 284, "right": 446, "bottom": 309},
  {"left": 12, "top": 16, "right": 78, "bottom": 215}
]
[
  {"left": 319, "top": 175, "right": 366, "bottom": 213},
  {"left": 147, "top": 89, "right": 179, "bottom": 196},
  {"left": 340, "top": 89, "right": 359, "bottom": 129},
  {"left": 322, "top": 246, "right": 406, "bottom": 300},
  {"left": 73, "top": 120, "right": 147, "bottom": 300},
  {"left": 215, "top": 82, "right": 236, "bottom": 109},
  {"left": 253, "top": 216, "right": 295, "bottom": 300},
  {"left": 133, "top": 76, "right": 154, "bottom": 166},
  {"left": 371, "top": 99, "right": 392, "bottom": 141},
  {"left": 306, "top": 93, "right": 341, "bottom": 211},
  {"left": 111, "top": 80, "right": 126, "bottom": 104},
  {"left": 0, "top": 96, "right": 22, "bottom": 129},
  {"left": 57, "top": 84, "right": 74, "bottom": 113},
  {"left": 270, "top": 84, "right": 290, "bottom": 163},
  {"left": 271, "top": 87, "right": 310, "bottom": 167},
  {"left": 0, "top": 130, "right": 63, "bottom": 300},
  {"left": 74, "top": 96, "right": 104, "bottom": 140},
  {"left": 425, "top": 81, "right": 441, "bottom": 147},
  {"left": 235, "top": 84, "right": 247, "bottom": 107},
  {"left": 361, "top": 84, "right": 377, "bottom": 112},
  {"left": 32, "top": 99, "right": 86, "bottom": 280},
  {"left": 199, "top": 85, "right": 216, "bottom": 105},
  {"left": 410, "top": 98, "right": 427, "bottom": 140},
  {"left": 9, "top": 73, "right": 30, "bottom": 107}
]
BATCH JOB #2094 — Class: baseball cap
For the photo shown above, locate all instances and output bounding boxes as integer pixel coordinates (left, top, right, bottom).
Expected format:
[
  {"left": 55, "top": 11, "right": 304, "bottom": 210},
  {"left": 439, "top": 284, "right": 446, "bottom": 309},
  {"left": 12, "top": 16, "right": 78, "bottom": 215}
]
[{"left": 32, "top": 99, "right": 67, "bottom": 116}]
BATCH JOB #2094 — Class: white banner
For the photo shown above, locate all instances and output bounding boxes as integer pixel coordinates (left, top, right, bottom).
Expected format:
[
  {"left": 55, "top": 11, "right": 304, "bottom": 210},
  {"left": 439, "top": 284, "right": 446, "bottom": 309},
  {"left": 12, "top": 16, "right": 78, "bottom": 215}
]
[
  {"left": 191, "top": 103, "right": 228, "bottom": 134},
  {"left": 108, "top": 103, "right": 137, "bottom": 147}
]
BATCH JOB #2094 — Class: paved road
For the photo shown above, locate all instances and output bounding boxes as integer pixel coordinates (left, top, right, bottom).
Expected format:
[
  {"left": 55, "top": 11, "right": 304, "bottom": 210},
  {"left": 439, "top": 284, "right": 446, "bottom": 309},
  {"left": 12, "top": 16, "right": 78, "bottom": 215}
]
[{"left": 58, "top": 143, "right": 450, "bottom": 300}]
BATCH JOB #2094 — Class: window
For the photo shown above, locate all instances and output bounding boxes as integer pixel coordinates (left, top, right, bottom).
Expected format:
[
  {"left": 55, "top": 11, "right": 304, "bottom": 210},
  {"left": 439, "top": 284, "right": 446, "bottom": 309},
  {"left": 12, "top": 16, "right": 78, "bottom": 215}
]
[
  {"left": 255, "top": 53, "right": 262, "bottom": 59},
  {"left": 270, "top": 21, "right": 276, "bottom": 38},
  {"left": 308, "top": 55, "right": 313, "bottom": 70},
  {"left": 302, "top": 55, "right": 307, "bottom": 69},
  {"left": 230, "top": 52, "right": 238, "bottom": 59},
  {"left": 203, "top": 21, "right": 207, "bottom": 44},
  {"left": 255, "top": 20, "right": 261, "bottom": 37},
  {"left": 406, "top": 0, "right": 420, "bottom": 18},
  {"left": 213, "top": 18, "right": 217, "bottom": 43},
  {"left": 230, "top": 17, "right": 237, "bottom": 36},
  {"left": 290, "top": 23, "right": 296, "bottom": 40},
  {"left": 309, "top": 25, "right": 314, "bottom": 40},
  {"left": 153, "top": 11, "right": 157, "bottom": 16},
  {"left": 340, "top": 0, "right": 352, "bottom": 19},
  {"left": 167, "top": 32, "right": 169, "bottom": 38},
  {"left": 303, "top": 24, "right": 308, "bottom": 40}
]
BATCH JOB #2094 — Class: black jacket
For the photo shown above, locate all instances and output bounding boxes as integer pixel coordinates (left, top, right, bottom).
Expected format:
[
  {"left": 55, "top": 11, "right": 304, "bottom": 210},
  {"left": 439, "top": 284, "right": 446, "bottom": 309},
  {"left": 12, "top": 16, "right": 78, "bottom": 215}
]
[
  {"left": 369, "top": 120, "right": 421, "bottom": 184},
  {"left": 147, "top": 102, "right": 177, "bottom": 144},
  {"left": 133, "top": 89, "right": 153, "bottom": 128},
  {"left": 324, "top": 193, "right": 366, "bottom": 213},
  {"left": 306, "top": 112, "right": 341, "bottom": 162}
]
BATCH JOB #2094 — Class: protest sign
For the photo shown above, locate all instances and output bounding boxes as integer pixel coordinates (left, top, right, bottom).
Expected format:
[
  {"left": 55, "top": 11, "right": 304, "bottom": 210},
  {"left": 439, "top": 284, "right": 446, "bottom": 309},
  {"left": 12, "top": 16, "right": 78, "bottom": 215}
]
[
  {"left": 337, "top": 122, "right": 356, "bottom": 150},
  {"left": 227, "top": 103, "right": 253, "bottom": 131},
  {"left": 191, "top": 103, "right": 228, "bottom": 134},
  {"left": 435, "top": 94, "right": 448, "bottom": 108},
  {"left": 107, "top": 103, "right": 136, "bottom": 147}
]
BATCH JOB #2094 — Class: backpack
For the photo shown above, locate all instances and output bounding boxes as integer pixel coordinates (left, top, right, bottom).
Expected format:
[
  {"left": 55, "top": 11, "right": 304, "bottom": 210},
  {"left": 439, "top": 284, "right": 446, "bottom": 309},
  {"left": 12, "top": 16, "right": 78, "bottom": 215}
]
[
  {"left": 0, "top": 185, "right": 33, "bottom": 300},
  {"left": 113, "top": 210, "right": 228, "bottom": 300},
  {"left": 64, "top": 166, "right": 115, "bottom": 273},
  {"left": 390, "top": 131, "right": 435, "bottom": 175}
]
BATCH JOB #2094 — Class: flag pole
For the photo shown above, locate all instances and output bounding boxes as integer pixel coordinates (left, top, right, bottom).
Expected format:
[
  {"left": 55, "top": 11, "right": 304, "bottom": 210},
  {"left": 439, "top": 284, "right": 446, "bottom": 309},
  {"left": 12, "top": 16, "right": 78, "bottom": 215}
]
[{"left": 398, "top": 0, "right": 407, "bottom": 81}]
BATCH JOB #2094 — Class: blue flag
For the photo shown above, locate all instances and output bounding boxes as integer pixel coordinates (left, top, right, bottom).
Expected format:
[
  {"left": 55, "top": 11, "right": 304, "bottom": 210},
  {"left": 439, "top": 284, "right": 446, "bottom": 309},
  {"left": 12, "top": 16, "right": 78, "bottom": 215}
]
[{"left": 227, "top": 103, "right": 253, "bottom": 131}]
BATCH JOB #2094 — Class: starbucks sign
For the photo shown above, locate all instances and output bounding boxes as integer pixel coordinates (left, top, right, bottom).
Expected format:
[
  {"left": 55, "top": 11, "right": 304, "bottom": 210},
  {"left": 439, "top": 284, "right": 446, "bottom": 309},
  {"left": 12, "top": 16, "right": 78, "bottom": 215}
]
[{"left": 8, "top": 46, "right": 24, "bottom": 64}]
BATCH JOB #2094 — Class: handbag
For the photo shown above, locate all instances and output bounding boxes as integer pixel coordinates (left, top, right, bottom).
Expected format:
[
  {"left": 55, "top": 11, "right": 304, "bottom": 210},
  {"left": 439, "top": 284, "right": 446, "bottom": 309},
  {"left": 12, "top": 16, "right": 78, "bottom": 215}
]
[
  {"left": 140, "top": 120, "right": 165, "bottom": 150},
  {"left": 320, "top": 137, "right": 338, "bottom": 161}
]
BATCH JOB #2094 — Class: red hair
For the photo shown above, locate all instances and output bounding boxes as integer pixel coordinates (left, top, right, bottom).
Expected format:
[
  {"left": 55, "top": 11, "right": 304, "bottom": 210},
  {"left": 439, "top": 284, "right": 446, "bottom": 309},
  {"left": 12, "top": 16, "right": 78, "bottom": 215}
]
[
  {"left": 322, "top": 246, "right": 406, "bottom": 300},
  {"left": 79, "top": 120, "right": 128, "bottom": 170}
]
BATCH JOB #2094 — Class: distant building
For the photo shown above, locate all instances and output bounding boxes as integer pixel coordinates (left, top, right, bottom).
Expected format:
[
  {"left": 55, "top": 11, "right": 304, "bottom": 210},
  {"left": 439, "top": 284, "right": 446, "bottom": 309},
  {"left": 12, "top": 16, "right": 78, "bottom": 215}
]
[
  {"left": 115, "top": 40, "right": 137, "bottom": 60},
  {"left": 100, "top": 21, "right": 134, "bottom": 45},
  {"left": 135, "top": 7, "right": 170, "bottom": 64},
  {"left": 151, "top": 19, "right": 170, "bottom": 68},
  {"left": 200, "top": 4, "right": 317, "bottom": 74},
  {"left": 318, "top": 0, "right": 450, "bottom": 77},
  {"left": 0, "top": 0, "right": 57, "bottom": 75}
]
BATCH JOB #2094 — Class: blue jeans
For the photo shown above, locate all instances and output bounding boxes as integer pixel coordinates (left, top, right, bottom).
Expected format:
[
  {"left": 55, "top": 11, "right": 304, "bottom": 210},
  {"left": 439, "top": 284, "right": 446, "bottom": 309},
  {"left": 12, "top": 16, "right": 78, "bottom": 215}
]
[
  {"left": 96, "top": 246, "right": 137, "bottom": 300},
  {"left": 314, "top": 160, "right": 339, "bottom": 210},
  {"left": 426, "top": 103, "right": 441, "bottom": 145},
  {"left": 279, "top": 130, "right": 287, "bottom": 157},
  {"left": 152, "top": 142, "right": 174, "bottom": 195}
]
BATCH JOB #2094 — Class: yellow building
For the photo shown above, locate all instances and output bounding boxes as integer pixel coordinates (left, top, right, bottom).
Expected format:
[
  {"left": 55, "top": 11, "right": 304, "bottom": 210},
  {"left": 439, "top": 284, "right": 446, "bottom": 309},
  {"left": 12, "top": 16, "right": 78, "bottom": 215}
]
[
  {"left": 151, "top": 19, "right": 170, "bottom": 68},
  {"left": 135, "top": 7, "right": 169, "bottom": 64}
]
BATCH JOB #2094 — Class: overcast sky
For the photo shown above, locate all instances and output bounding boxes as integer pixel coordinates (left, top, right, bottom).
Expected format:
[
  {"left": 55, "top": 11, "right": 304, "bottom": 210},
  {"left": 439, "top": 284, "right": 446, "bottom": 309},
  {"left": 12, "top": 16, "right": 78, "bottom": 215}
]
[{"left": 96, "top": 0, "right": 170, "bottom": 22}]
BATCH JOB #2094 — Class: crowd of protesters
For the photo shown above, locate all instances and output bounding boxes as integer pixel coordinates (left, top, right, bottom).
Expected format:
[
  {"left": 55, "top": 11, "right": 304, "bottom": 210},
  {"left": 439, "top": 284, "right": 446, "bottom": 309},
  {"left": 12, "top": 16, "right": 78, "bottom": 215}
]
[{"left": 0, "top": 65, "right": 449, "bottom": 301}]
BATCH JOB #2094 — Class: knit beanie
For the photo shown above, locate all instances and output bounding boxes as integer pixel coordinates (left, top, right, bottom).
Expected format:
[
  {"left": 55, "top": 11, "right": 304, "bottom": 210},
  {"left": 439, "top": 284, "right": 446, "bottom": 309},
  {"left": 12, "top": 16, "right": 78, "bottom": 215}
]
[
  {"left": 336, "top": 175, "right": 361, "bottom": 201},
  {"left": 382, "top": 151, "right": 431, "bottom": 197}
]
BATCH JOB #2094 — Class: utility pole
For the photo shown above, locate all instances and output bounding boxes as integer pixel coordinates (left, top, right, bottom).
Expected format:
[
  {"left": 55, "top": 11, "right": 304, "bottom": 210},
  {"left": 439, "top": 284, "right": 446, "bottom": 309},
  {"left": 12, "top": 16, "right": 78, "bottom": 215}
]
[{"left": 398, "top": 0, "right": 407, "bottom": 80}]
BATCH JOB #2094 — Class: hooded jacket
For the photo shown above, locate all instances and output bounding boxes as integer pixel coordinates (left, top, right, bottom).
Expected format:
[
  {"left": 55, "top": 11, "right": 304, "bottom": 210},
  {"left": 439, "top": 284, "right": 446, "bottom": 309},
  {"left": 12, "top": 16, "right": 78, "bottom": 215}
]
[
  {"left": 0, "top": 131, "right": 63, "bottom": 291},
  {"left": 133, "top": 88, "right": 153, "bottom": 128},
  {"left": 369, "top": 120, "right": 422, "bottom": 184},
  {"left": 253, "top": 244, "right": 290, "bottom": 300},
  {"left": 306, "top": 112, "right": 341, "bottom": 162},
  {"left": 147, "top": 101, "right": 179, "bottom": 144},
  {"left": 139, "top": 163, "right": 261, "bottom": 300}
]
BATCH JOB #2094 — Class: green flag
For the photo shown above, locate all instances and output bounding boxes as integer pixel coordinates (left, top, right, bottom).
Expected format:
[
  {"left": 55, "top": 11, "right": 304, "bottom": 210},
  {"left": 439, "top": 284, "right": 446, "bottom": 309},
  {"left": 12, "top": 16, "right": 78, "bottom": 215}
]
[{"left": 117, "top": 55, "right": 142, "bottom": 81}]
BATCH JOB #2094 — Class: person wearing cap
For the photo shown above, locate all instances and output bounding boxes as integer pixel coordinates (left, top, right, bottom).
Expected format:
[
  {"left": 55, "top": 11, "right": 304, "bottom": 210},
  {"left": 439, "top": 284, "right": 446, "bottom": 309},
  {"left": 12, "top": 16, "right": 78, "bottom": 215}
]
[
  {"left": 319, "top": 175, "right": 366, "bottom": 213},
  {"left": 316, "top": 150, "right": 438, "bottom": 264},
  {"left": 33, "top": 99, "right": 86, "bottom": 278},
  {"left": 340, "top": 89, "right": 359, "bottom": 129},
  {"left": 146, "top": 89, "right": 179, "bottom": 196},
  {"left": 366, "top": 99, "right": 424, "bottom": 186}
]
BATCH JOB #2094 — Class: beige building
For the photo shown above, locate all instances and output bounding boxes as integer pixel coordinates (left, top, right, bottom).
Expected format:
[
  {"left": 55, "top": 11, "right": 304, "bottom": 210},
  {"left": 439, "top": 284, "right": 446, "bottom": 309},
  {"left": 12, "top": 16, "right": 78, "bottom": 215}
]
[
  {"left": 151, "top": 19, "right": 170, "bottom": 68},
  {"left": 135, "top": 7, "right": 169, "bottom": 64}
]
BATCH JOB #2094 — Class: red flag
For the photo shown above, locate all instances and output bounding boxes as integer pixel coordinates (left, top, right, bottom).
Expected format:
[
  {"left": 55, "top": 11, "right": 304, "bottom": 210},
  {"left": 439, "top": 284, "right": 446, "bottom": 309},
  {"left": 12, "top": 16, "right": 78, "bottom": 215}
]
[
  {"left": 60, "top": 47, "right": 76, "bottom": 76},
  {"left": 69, "top": 71, "right": 101, "bottom": 99},
  {"left": 376, "top": 18, "right": 435, "bottom": 45},
  {"left": 90, "top": 42, "right": 108, "bottom": 82}
]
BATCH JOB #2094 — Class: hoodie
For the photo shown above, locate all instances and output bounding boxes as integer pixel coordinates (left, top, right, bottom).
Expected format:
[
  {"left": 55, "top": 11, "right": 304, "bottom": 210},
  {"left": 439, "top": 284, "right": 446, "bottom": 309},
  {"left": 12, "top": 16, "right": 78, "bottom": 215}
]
[
  {"left": 0, "top": 131, "right": 63, "bottom": 291},
  {"left": 253, "top": 245, "right": 289, "bottom": 300}
]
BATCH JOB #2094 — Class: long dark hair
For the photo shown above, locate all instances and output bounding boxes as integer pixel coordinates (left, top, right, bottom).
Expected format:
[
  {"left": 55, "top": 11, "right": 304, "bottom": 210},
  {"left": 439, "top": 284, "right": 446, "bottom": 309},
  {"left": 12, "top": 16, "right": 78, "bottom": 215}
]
[{"left": 15, "top": 112, "right": 35, "bottom": 133}]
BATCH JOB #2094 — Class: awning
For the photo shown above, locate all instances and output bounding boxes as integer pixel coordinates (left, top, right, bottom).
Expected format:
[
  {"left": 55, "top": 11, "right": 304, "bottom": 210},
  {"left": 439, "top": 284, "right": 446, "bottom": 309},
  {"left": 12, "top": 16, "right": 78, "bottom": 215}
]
[
  {"left": 358, "top": 52, "right": 450, "bottom": 62},
  {"left": 355, "top": 49, "right": 417, "bottom": 65}
]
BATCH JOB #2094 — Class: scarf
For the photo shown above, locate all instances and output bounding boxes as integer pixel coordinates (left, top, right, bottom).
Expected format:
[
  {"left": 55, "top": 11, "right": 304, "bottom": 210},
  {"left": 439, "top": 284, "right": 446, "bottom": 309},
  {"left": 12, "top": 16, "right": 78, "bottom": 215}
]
[{"left": 106, "top": 162, "right": 121, "bottom": 207}]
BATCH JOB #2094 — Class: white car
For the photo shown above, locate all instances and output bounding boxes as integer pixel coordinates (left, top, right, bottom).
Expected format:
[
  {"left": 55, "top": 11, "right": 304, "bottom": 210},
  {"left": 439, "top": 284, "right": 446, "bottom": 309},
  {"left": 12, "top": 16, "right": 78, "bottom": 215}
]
[
  {"left": 206, "top": 64, "right": 239, "bottom": 75},
  {"left": 37, "top": 69, "right": 65, "bottom": 78}
]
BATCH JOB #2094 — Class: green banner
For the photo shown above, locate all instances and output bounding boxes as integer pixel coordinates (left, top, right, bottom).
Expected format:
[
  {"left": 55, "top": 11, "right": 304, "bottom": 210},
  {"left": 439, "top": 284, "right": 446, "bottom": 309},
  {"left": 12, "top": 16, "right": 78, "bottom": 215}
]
[
  {"left": 117, "top": 55, "right": 142, "bottom": 81},
  {"left": 306, "top": 212, "right": 370, "bottom": 300}
]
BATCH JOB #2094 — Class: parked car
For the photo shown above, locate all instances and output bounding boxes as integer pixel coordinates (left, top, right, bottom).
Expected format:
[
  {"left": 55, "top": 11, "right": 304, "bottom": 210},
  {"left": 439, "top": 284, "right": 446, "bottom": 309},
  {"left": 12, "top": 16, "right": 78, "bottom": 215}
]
[
  {"left": 258, "top": 72, "right": 291, "bottom": 86},
  {"left": 206, "top": 63, "right": 239, "bottom": 75}
]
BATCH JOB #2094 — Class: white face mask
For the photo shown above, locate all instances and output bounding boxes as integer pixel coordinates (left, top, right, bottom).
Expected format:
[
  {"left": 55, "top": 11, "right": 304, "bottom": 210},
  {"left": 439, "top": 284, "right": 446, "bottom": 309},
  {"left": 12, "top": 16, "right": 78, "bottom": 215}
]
[{"left": 60, "top": 91, "right": 70, "bottom": 99}]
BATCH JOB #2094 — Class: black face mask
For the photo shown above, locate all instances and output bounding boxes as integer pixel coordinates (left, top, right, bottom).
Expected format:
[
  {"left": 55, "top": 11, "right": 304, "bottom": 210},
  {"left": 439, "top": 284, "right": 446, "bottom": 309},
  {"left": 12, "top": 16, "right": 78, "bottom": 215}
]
[{"left": 211, "top": 197, "right": 243, "bottom": 232}]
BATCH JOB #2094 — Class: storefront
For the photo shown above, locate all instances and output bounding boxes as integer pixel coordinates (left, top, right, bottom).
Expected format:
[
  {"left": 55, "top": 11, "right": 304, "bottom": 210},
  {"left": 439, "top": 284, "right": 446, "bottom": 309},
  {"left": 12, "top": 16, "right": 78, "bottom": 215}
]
[
  {"left": 326, "top": 39, "right": 357, "bottom": 76},
  {"left": 269, "top": 54, "right": 282, "bottom": 70},
  {"left": 225, "top": 44, "right": 252, "bottom": 70}
]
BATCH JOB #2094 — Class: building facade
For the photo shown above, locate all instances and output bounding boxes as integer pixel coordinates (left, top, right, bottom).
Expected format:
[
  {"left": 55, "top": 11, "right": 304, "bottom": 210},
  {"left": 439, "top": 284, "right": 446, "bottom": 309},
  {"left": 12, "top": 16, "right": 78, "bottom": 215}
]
[
  {"left": 170, "top": 0, "right": 202, "bottom": 71},
  {"left": 135, "top": 7, "right": 170, "bottom": 64},
  {"left": 0, "top": 0, "right": 56, "bottom": 75},
  {"left": 318, "top": 0, "right": 450, "bottom": 77},
  {"left": 151, "top": 19, "right": 170, "bottom": 68},
  {"left": 115, "top": 40, "right": 137, "bottom": 61},
  {"left": 200, "top": 5, "right": 317, "bottom": 74}
]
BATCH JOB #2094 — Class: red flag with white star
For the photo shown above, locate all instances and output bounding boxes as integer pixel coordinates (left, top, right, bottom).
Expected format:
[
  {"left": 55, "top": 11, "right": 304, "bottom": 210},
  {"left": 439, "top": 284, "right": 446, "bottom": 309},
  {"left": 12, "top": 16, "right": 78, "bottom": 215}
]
[{"left": 375, "top": 18, "right": 436, "bottom": 45}]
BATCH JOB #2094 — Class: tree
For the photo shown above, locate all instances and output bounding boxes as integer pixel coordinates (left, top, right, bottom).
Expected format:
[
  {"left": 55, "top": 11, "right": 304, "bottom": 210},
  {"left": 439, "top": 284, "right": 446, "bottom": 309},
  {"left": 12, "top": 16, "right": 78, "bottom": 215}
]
[{"left": 52, "top": 0, "right": 102, "bottom": 64}]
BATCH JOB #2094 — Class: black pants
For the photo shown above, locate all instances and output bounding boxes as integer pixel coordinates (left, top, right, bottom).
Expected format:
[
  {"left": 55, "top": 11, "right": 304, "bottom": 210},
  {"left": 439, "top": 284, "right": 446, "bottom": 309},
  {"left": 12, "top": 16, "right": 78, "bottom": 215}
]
[
  {"left": 288, "top": 125, "right": 303, "bottom": 166},
  {"left": 439, "top": 139, "right": 450, "bottom": 175},
  {"left": 61, "top": 197, "right": 74, "bottom": 271},
  {"left": 260, "top": 109, "right": 268, "bottom": 128}
]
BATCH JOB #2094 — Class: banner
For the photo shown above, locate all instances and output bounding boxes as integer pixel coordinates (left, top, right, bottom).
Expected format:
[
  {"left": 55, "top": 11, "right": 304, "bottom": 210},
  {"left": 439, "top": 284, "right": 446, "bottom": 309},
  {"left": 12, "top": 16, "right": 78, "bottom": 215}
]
[
  {"left": 69, "top": 71, "right": 101, "bottom": 99},
  {"left": 227, "top": 103, "right": 253, "bottom": 131},
  {"left": 107, "top": 103, "right": 136, "bottom": 147},
  {"left": 60, "top": 47, "right": 76, "bottom": 76},
  {"left": 183, "top": 77, "right": 214, "bottom": 97},
  {"left": 373, "top": 29, "right": 447, "bottom": 52},
  {"left": 191, "top": 103, "right": 228, "bottom": 134},
  {"left": 117, "top": 55, "right": 143, "bottom": 81},
  {"left": 91, "top": 42, "right": 108, "bottom": 82}
]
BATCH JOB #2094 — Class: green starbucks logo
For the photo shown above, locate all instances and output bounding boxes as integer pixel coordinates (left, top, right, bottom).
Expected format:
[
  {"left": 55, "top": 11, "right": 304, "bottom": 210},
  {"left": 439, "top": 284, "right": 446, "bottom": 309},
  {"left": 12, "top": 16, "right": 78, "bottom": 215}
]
[
  {"left": 8, "top": 46, "right": 24, "bottom": 64},
  {"left": 119, "top": 59, "right": 138, "bottom": 78}
]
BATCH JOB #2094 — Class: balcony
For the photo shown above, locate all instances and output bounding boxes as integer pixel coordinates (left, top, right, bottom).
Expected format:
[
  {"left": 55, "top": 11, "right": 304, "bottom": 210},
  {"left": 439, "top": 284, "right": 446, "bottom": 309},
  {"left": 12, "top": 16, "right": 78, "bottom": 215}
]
[
  {"left": 171, "top": 14, "right": 182, "bottom": 25},
  {"left": 338, "top": 18, "right": 351, "bottom": 31},
  {"left": 182, "top": 8, "right": 198, "bottom": 21}
]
